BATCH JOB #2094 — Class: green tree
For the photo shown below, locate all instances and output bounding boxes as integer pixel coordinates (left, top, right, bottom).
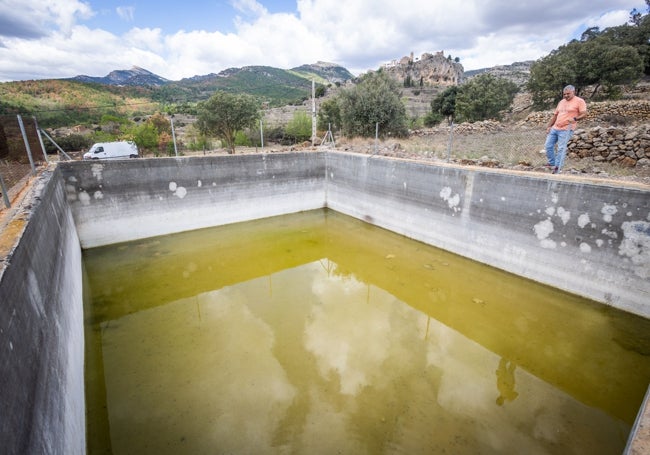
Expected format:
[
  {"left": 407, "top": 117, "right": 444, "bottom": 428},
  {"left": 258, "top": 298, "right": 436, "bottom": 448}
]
[
  {"left": 528, "top": 39, "right": 643, "bottom": 107},
  {"left": 337, "top": 70, "right": 408, "bottom": 138},
  {"left": 131, "top": 122, "right": 159, "bottom": 151},
  {"left": 196, "top": 91, "right": 260, "bottom": 153},
  {"left": 315, "top": 85, "right": 326, "bottom": 98},
  {"left": 601, "top": 13, "right": 650, "bottom": 75},
  {"left": 429, "top": 86, "right": 459, "bottom": 125},
  {"left": 454, "top": 74, "right": 518, "bottom": 122},
  {"left": 317, "top": 98, "right": 341, "bottom": 131},
  {"left": 285, "top": 111, "right": 312, "bottom": 143}
]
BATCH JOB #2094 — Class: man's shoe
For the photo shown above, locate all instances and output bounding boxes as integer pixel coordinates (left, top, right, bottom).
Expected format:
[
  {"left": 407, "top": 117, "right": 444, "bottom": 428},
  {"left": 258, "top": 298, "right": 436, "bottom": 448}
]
[{"left": 552, "top": 166, "right": 559, "bottom": 174}]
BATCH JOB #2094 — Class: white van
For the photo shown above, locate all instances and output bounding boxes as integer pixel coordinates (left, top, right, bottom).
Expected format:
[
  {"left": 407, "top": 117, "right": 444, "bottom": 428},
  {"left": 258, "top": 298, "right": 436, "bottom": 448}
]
[{"left": 83, "top": 141, "right": 139, "bottom": 160}]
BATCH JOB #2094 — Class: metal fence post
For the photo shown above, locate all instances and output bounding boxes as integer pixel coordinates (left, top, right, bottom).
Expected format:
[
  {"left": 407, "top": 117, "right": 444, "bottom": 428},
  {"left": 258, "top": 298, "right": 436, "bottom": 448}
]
[
  {"left": 170, "top": 115, "right": 179, "bottom": 157},
  {"left": 446, "top": 121, "right": 454, "bottom": 163},
  {"left": 373, "top": 122, "right": 379, "bottom": 155},
  {"left": 0, "top": 171, "right": 10, "bottom": 208},
  {"left": 33, "top": 116, "right": 50, "bottom": 164},
  {"left": 260, "top": 119, "right": 264, "bottom": 151},
  {"left": 17, "top": 115, "right": 36, "bottom": 175}
]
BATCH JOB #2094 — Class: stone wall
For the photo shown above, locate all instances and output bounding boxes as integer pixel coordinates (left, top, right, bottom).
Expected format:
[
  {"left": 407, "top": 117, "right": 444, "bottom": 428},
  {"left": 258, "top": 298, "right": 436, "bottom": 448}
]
[
  {"left": 525, "top": 100, "right": 650, "bottom": 125},
  {"left": 569, "top": 126, "right": 650, "bottom": 167},
  {"left": 524, "top": 100, "right": 650, "bottom": 167}
]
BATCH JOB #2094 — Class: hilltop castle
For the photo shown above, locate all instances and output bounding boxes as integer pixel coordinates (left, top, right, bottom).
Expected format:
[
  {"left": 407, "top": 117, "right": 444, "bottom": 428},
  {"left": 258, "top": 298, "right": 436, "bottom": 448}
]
[{"left": 383, "top": 51, "right": 463, "bottom": 86}]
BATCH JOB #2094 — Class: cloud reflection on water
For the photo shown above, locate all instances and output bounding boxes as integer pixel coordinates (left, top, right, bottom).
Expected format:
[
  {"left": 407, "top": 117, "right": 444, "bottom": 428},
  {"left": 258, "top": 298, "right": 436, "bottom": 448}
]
[{"left": 100, "top": 260, "right": 627, "bottom": 454}]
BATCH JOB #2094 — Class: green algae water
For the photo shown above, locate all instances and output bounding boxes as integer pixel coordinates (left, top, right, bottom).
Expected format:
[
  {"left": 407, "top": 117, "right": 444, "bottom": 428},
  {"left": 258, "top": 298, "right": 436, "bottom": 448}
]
[{"left": 83, "top": 209, "right": 650, "bottom": 455}]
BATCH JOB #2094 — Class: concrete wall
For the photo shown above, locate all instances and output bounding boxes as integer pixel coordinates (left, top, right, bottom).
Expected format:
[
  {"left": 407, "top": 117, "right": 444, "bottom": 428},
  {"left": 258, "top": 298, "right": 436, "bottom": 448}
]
[
  {"left": 0, "top": 168, "right": 85, "bottom": 455},
  {"left": 1, "top": 151, "right": 648, "bottom": 453},
  {"left": 60, "top": 153, "right": 326, "bottom": 248},
  {"left": 326, "top": 152, "right": 650, "bottom": 318},
  {"left": 58, "top": 151, "right": 649, "bottom": 317}
]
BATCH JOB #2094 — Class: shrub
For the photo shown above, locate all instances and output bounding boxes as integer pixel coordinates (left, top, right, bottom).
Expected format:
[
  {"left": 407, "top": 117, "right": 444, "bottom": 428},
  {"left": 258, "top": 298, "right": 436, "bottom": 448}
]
[{"left": 284, "top": 111, "right": 312, "bottom": 143}]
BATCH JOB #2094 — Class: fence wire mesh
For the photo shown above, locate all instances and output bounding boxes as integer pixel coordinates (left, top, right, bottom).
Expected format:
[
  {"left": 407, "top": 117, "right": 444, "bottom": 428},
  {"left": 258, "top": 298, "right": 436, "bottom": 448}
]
[
  {"left": 0, "top": 115, "right": 51, "bottom": 208},
  {"left": 2, "top": 114, "right": 649, "bottom": 211},
  {"left": 334, "top": 121, "right": 650, "bottom": 186}
]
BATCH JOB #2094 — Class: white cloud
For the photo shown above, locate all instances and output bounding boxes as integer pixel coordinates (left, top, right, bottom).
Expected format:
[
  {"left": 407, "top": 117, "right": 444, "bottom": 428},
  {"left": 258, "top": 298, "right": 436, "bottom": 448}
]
[
  {"left": 0, "top": 0, "right": 92, "bottom": 38},
  {"left": 231, "top": 0, "right": 268, "bottom": 17},
  {"left": 0, "top": 0, "right": 645, "bottom": 81},
  {"left": 116, "top": 6, "right": 135, "bottom": 22}
]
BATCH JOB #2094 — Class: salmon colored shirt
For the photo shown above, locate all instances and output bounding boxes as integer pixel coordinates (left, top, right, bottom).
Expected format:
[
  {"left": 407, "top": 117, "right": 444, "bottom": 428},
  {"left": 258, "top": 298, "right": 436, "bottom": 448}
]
[{"left": 552, "top": 96, "right": 587, "bottom": 130}]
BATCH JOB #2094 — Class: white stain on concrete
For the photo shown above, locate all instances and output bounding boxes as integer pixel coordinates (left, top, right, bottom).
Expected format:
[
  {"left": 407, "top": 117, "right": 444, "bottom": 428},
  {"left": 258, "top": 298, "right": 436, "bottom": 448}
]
[
  {"left": 596, "top": 239, "right": 604, "bottom": 247},
  {"left": 545, "top": 207, "right": 555, "bottom": 216},
  {"left": 78, "top": 191, "right": 91, "bottom": 206},
  {"left": 578, "top": 213, "right": 590, "bottom": 228},
  {"left": 534, "top": 219, "right": 553, "bottom": 240},
  {"left": 439, "top": 187, "right": 461, "bottom": 212},
  {"left": 557, "top": 207, "right": 570, "bottom": 225},
  {"left": 619, "top": 220, "right": 650, "bottom": 278},
  {"left": 169, "top": 181, "right": 187, "bottom": 199},
  {"left": 534, "top": 218, "right": 556, "bottom": 249},
  {"left": 601, "top": 204, "right": 617, "bottom": 222},
  {"left": 93, "top": 191, "right": 103, "bottom": 200},
  {"left": 197, "top": 180, "right": 202, "bottom": 187},
  {"left": 540, "top": 239, "right": 557, "bottom": 249},
  {"left": 601, "top": 229, "right": 618, "bottom": 239},
  {"left": 551, "top": 193, "right": 559, "bottom": 204},
  {"left": 91, "top": 163, "right": 104, "bottom": 181},
  {"left": 579, "top": 243, "right": 592, "bottom": 253}
]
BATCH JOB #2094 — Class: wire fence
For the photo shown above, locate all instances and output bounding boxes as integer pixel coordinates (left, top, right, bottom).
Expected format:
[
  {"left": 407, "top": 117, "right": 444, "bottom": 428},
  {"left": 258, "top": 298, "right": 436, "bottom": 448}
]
[
  {"left": 2, "top": 114, "right": 649, "bottom": 211},
  {"left": 0, "top": 114, "right": 53, "bottom": 209},
  {"left": 334, "top": 120, "right": 650, "bottom": 185}
]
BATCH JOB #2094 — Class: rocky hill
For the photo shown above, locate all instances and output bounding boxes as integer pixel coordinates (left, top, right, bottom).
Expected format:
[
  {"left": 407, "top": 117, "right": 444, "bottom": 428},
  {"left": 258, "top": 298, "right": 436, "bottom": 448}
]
[
  {"left": 70, "top": 66, "right": 170, "bottom": 86},
  {"left": 464, "top": 61, "right": 533, "bottom": 87},
  {"left": 290, "top": 62, "right": 354, "bottom": 83},
  {"left": 383, "top": 51, "right": 463, "bottom": 87}
]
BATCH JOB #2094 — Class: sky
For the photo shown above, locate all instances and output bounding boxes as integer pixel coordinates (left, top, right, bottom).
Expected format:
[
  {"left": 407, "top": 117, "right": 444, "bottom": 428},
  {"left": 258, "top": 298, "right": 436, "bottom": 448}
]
[{"left": 0, "top": 0, "right": 646, "bottom": 82}]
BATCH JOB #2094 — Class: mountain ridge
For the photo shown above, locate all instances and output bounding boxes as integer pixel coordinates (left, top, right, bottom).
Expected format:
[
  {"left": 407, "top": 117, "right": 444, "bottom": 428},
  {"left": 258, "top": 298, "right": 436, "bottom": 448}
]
[{"left": 68, "top": 61, "right": 354, "bottom": 87}]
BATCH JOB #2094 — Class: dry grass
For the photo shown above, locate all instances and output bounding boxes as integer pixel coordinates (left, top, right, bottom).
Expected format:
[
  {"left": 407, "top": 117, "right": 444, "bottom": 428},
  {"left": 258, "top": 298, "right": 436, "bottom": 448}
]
[{"left": 333, "top": 126, "right": 650, "bottom": 186}]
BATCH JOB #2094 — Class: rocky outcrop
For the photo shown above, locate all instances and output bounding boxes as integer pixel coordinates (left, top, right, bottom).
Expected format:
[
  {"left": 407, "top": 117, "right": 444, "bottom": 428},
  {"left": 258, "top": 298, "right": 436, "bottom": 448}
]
[
  {"left": 383, "top": 51, "right": 463, "bottom": 87},
  {"left": 464, "top": 61, "right": 533, "bottom": 87}
]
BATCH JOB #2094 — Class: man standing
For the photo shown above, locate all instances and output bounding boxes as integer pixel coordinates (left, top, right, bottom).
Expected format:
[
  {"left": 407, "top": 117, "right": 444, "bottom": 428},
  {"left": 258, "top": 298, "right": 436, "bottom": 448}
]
[{"left": 544, "top": 85, "right": 587, "bottom": 174}]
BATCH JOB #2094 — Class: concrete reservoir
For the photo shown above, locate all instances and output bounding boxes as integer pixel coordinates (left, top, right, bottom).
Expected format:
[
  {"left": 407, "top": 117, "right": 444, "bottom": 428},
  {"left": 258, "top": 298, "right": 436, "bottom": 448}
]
[{"left": 0, "top": 152, "right": 648, "bottom": 454}]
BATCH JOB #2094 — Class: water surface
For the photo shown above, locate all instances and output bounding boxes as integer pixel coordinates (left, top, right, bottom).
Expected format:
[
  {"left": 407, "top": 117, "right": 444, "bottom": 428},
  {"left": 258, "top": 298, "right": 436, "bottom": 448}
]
[{"left": 83, "top": 209, "right": 650, "bottom": 454}]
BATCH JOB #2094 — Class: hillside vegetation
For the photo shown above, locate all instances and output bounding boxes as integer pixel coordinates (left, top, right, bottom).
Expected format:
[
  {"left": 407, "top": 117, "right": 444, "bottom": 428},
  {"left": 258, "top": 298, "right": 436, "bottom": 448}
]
[{"left": 0, "top": 63, "right": 352, "bottom": 128}]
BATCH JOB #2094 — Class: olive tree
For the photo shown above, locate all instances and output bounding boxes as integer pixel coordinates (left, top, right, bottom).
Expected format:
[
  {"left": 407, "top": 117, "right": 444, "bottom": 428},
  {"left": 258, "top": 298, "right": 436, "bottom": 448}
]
[
  {"left": 337, "top": 71, "right": 408, "bottom": 138},
  {"left": 428, "top": 75, "right": 517, "bottom": 124},
  {"left": 528, "top": 23, "right": 645, "bottom": 108},
  {"left": 196, "top": 92, "right": 260, "bottom": 153},
  {"left": 454, "top": 74, "right": 518, "bottom": 122},
  {"left": 428, "top": 86, "right": 459, "bottom": 125}
]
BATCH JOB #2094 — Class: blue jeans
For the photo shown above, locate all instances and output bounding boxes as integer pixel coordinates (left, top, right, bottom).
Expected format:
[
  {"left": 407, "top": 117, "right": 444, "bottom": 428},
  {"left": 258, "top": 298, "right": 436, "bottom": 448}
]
[{"left": 545, "top": 128, "right": 573, "bottom": 170}]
